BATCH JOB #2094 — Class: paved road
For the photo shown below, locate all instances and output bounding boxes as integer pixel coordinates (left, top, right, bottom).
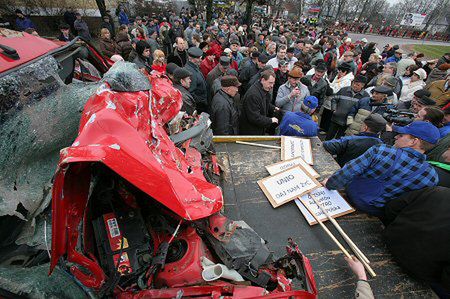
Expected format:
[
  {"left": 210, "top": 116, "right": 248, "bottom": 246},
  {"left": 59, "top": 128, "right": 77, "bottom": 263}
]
[{"left": 348, "top": 33, "right": 450, "bottom": 47}]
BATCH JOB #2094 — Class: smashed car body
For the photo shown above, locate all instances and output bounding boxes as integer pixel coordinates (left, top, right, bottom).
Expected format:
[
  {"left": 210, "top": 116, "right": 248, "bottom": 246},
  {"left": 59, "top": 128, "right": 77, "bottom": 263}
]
[{"left": 50, "top": 62, "right": 318, "bottom": 298}]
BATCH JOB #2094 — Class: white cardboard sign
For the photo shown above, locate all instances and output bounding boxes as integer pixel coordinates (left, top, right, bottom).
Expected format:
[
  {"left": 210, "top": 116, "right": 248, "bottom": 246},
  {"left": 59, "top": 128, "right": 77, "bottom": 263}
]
[
  {"left": 295, "top": 187, "right": 355, "bottom": 226},
  {"left": 258, "top": 166, "right": 321, "bottom": 208},
  {"left": 281, "top": 136, "right": 313, "bottom": 165},
  {"left": 265, "top": 157, "right": 320, "bottom": 178}
]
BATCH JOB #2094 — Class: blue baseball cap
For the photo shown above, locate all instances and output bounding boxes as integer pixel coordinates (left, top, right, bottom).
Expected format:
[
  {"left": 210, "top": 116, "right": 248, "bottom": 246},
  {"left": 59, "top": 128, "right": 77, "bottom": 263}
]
[
  {"left": 303, "top": 96, "right": 319, "bottom": 110},
  {"left": 393, "top": 121, "right": 440, "bottom": 144}
]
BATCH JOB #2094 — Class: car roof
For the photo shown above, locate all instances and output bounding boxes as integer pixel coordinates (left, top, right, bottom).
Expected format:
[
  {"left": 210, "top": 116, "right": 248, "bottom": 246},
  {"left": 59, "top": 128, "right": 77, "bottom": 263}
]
[{"left": 0, "top": 28, "right": 61, "bottom": 74}]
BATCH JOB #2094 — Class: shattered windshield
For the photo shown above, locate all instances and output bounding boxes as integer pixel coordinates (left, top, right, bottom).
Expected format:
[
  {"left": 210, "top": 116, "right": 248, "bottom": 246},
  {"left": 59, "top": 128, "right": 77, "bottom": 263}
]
[
  {"left": 0, "top": 56, "right": 60, "bottom": 123},
  {"left": 101, "top": 61, "right": 151, "bottom": 92}
]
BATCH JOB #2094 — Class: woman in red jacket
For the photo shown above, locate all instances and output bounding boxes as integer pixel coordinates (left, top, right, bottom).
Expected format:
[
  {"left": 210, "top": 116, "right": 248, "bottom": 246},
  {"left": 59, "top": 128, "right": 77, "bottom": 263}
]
[{"left": 152, "top": 50, "right": 167, "bottom": 73}]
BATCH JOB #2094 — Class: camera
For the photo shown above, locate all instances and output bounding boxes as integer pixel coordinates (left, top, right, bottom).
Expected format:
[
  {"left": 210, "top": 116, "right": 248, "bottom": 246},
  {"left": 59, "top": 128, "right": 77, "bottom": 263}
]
[{"left": 382, "top": 108, "right": 415, "bottom": 126}]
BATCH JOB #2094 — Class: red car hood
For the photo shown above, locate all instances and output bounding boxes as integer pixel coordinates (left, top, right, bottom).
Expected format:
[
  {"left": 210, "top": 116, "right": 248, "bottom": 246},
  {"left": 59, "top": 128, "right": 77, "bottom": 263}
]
[
  {"left": 50, "top": 71, "right": 223, "bottom": 277},
  {"left": 0, "top": 28, "right": 61, "bottom": 74}
]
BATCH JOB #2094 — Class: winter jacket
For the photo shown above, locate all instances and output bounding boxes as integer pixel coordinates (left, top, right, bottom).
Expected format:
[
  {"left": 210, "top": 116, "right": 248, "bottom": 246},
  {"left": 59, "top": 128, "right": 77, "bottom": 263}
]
[
  {"left": 305, "top": 75, "right": 329, "bottom": 107},
  {"left": 399, "top": 80, "right": 425, "bottom": 103},
  {"left": 275, "top": 81, "right": 310, "bottom": 112},
  {"left": 118, "top": 11, "right": 129, "bottom": 25},
  {"left": 385, "top": 55, "right": 400, "bottom": 63},
  {"left": 383, "top": 187, "right": 450, "bottom": 287},
  {"left": 184, "top": 26, "right": 195, "bottom": 45},
  {"left": 279, "top": 111, "right": 318, "bottom": 137},
  {"left": 210, "top": 90, "right": 239, "bottom": 135},
  {"left": 98, "top": 38, "right": 118, "bottom": 58},
  {"left": 426, "top": 79, "right": 450, "bottom": 107},
  {"left": 240, "top": 81, "right": 276, "bottom": 135},
  {"left": 367, "top": 74, "right": 403, "bottom": 99},
  {"left": 58, "top": 32, "right": 74, "bottom": 42},
  {"left": 238, "top": 59, "right": 259, "bottom": 91},
  {"left": 436, "top": 56, "right": 450, "bottom": 67},
  {"left": 323, "top": 132, "right": 383, "bottom": 167},
  {"left": 345, "top": 108, "right": 372, "bottom": 137},
  {"left": 133, "top": 55, "right": 152, "bottom": 73},
  {"left": 147, "top": 37, "right": 160, "bottom": 56},
  {"left": 330, "top": 86, "right": 370, "bottom": 126},
  {"left": 200, "top": 58, "right": 217, "bottom": 78},
  {"left": 361, "top": 46, "right": 376, "bottom": 64},
  {"left": 397, "top": 58, "right": 416, "bottom": 77},
  {"left": 426, "top": 68, "right": 448, "bottom": 84},
  {"left": 206, "top": 64, "right": 226, "bottom": 89},
  {"left": 173, "top": 83, "right": 196, "bottom": 115},
  {"left": 440, "top": 123, "right": 450, "bottom": 138},
  {"left": 74, "top": 19, "right": 91, "bottom": 40},
  {"left": 310, "top": 51, "right": 324, "bottom": 66},
  {"left": 185, "top": 61, "right": 208, "bottom": 112},
  {"left": 329, "top": 72, "right": 354, "bottom": 94},
  {"left": 116, "top": 32, "right": 132, "bottom": 60},
  {"left": 167, "top": 49, "right": 187, "bottom": 67},
  {"left": 345, "top": 98, "right": 392, "bottom": 135},
  {"left": 15, "top": 17, "right": 34, "bottom": 31},
  {"left": 231, "top": 51, "right": 244, "bottom": 66},
  {"left": 101, "top": 21, "right": 114, "bottom": 37},
  {"left": 266, "top": 57, "right": 286, "bottom": 70},
  {"left": 273, "top": 70, "right": 288, "bottom": 103}
]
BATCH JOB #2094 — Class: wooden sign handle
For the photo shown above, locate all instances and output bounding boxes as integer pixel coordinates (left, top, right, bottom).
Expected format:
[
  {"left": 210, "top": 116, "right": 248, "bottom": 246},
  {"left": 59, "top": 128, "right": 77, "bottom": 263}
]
[
  {"left": 309, "top": 193, "right": 376, "bottom": 278},
  {"left": 302, "top": 201, "right": 352, "bottom": 259}
]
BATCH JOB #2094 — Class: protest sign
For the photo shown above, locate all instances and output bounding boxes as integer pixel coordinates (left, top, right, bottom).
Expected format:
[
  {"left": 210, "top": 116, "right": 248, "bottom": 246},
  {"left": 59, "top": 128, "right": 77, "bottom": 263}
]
[
  {"left": 400, "top": 13, "right": 426, "bottom": 26},
  {"left": 295, "top": 187, "right": 355, "bottom": 225},
  {"left": 281, "top": 136, "right": 313, "bottom": 165},
  {"left": 265, "top": 157, "right": 319, "bottom": 178},
  {"left": 258, "top": 166, "right": 320, "bottom": 208}
]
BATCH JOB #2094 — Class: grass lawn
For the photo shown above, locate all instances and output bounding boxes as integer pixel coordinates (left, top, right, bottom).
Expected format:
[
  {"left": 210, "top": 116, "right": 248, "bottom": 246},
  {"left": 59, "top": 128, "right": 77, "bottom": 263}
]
[{"left": 412, "top": 44, "right": 450, "bottom": 59}]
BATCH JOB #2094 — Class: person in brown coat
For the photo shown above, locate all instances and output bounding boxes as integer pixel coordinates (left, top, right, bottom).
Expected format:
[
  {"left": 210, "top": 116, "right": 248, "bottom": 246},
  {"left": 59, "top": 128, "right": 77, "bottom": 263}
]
[
  {"left": 98, "top": 28, "right": 118, "bottom": 58},
  {"left": 426, "top": 72, "right": 450, "bottom": 107},
  {"left": 116, "top": 25, "right": 132, "bottom": 60}
]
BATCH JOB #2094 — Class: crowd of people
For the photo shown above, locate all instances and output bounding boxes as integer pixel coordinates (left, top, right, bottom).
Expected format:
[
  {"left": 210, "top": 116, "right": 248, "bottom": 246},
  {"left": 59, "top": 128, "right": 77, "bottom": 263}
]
[
  {"left": 7, "top": 6, "right": 450, "bottom": 297},
  {"left": 332, "top": 20, "right": 450, "bottom": 41}
]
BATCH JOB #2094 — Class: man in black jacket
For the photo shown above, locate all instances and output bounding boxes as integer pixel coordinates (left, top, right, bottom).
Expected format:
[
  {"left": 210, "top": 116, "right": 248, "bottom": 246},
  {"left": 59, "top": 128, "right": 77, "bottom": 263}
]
[
  {"left": 167, "top": 37, "right": 188, "bottom": 67},
  {"left": 185, "top": 47, "right": 208, "bottom": 113},
  {"left": 323, "top": 114, "right": 386, "bottom": 167},
  {"left": 272, "top": 60, "right": 289, "bottom": 104},
  {"left": 240, "top": 70, "right": 279, "bottom": 135},
  {"left": 326, "top": 75, "right": 369, "bottom": 140},
  {"left": 238, "top": 52, "right": 264, "bottom": 92},
  {"left": 305, "top": 63, "right": 329, "bottom": 108},
  {"left": 173, "top": 67, "right": 196, "bottom": 115},
  {"left": 384, "top": 186, "right": 450, "bottom": 297},
  {"left": 210, "top": 76, "right": 241, "bottom": 135}
]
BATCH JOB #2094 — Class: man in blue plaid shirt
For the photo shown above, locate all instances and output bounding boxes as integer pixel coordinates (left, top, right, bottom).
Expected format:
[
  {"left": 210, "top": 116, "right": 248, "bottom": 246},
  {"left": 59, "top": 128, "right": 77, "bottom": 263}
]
[{"left": 324, "top": 121, "right": 440, "bottom": 217}]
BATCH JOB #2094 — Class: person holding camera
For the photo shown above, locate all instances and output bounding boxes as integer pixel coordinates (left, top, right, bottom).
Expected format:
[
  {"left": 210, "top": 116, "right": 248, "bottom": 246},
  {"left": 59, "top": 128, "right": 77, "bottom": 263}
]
[{"left": 323, "top": 121, "right": 440, "bottom": 217}]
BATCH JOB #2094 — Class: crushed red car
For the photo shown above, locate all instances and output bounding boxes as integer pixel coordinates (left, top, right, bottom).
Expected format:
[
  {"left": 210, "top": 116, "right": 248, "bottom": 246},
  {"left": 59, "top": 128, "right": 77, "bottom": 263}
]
[{"left": 49, "top": 62, "right": 318, "bottom": 298}]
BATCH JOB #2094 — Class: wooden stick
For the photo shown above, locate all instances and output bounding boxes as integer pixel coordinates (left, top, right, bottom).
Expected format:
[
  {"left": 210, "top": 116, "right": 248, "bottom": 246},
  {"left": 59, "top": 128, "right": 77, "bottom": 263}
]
[
  {"left": 309, "top": 195, "right": 376, "bottom": 277},
  {"left": 235, "top": 141, "right": 281, "bottom": 149},
  {"left": 302, "top": 201, "right": 352, "bottom": 260},
  {"left": 309, "top": 194, "right": 370, "bottom": 264}
]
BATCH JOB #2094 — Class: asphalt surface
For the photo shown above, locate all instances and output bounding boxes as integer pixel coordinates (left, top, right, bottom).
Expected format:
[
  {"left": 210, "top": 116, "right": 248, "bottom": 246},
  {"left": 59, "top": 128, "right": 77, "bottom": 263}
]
[{"left": 348, "top": 33, "right": 450, "bottom": 47}]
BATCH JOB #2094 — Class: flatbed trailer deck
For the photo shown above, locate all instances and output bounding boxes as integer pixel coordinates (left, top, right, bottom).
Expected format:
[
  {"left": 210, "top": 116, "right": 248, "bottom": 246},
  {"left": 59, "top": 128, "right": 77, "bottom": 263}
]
[{"left": 214, "top": 136, "right": 432, "bottom": 298}]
